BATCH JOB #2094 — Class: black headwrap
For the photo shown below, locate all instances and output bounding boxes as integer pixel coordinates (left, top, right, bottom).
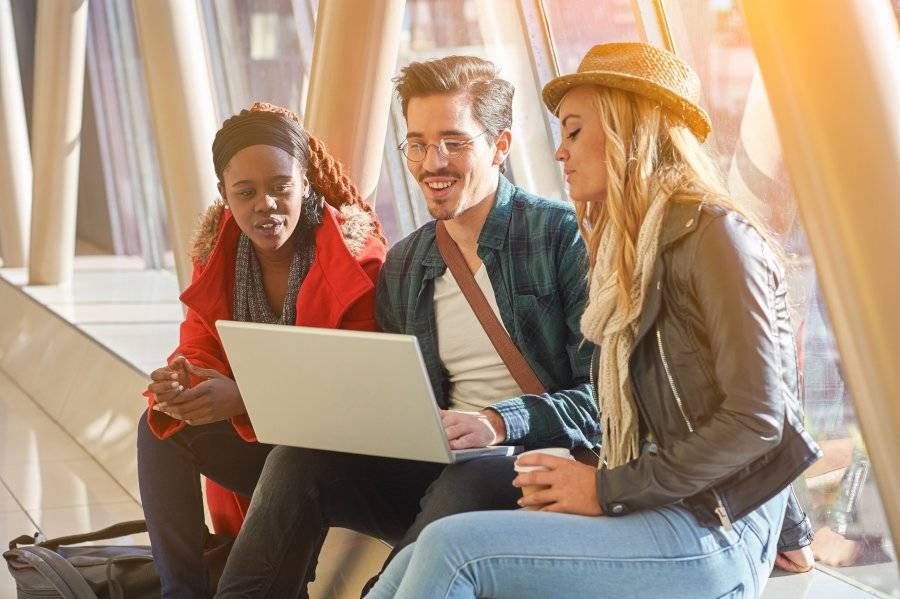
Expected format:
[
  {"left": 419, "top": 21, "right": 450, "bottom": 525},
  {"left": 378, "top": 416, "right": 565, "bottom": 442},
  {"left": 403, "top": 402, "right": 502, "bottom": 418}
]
[{"left": 211, "top": 110, "right": 309, "bottom": 182}]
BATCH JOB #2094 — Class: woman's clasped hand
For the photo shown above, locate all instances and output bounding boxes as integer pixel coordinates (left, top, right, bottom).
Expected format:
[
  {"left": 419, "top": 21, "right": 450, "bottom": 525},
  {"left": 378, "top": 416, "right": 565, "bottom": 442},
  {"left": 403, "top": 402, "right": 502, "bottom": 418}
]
[{"left": 147, "top": 356, "right": 245, "bottom": 426}]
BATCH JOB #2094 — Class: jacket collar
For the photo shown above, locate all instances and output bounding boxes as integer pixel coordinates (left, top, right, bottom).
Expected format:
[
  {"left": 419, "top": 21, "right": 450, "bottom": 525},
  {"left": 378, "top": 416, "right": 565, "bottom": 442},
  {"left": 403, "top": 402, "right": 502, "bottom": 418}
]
[
  {"left": 631, "top": 199, "right": 705, "bottom": 351},
  {"left": 420, "top": 174, "right": 516, "bottom": 272},
  {"left": 180, "top": 204, "right": 378, "bottom": 330},
  {"left": 659, "top": 200, "right": 704, "bottom": 248}
]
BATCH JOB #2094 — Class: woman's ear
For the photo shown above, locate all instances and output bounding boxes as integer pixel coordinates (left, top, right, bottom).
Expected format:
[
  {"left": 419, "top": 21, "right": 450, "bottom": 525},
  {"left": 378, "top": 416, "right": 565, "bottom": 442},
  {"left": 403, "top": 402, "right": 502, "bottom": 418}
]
[
  {"left": 492, "top": 129, "right": 513, "bottom": 168},
  {"left": 302, "top": 176, "right": 311, "bottom": 198},
  {"left": 217, "top": 182, "right": 229, "bottom": 208}
]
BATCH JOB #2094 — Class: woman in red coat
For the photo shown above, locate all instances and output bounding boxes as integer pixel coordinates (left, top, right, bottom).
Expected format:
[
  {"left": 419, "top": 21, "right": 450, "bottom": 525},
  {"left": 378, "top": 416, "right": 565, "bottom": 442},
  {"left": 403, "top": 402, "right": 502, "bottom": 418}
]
[{"left": 138, "top": 102, "right": 386, "bottom": 598}]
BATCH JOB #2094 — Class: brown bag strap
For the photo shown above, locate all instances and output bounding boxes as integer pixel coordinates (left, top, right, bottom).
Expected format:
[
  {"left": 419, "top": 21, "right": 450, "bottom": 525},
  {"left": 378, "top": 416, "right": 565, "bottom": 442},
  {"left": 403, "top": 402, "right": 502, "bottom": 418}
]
[{"left": 435, "top": 221, "right": 546, "bottom": 396}]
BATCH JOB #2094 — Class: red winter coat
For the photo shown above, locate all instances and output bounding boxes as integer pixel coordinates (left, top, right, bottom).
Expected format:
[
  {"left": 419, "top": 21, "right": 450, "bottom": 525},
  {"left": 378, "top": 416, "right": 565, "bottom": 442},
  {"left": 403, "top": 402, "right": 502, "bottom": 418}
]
[{"left": 144, "top": 201, "right": 385, "bottom": 536}]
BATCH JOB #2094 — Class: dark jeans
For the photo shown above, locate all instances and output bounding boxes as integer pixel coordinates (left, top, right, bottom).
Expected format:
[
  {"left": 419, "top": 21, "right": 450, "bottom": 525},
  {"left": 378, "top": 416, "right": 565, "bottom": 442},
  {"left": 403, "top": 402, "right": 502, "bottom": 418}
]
[
  {"left": 214, "top": 447, "right": 521, "bottom": 598},
  {"left": 137, "top": 412, "right": 273, "bottom": 599}
]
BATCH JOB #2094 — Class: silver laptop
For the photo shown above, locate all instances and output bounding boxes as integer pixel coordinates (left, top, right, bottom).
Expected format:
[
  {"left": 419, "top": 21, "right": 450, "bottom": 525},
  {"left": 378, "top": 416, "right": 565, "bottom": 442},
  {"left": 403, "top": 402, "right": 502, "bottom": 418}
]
[{"left": 216, "top": 321, "right": 522, "bottom": 464}]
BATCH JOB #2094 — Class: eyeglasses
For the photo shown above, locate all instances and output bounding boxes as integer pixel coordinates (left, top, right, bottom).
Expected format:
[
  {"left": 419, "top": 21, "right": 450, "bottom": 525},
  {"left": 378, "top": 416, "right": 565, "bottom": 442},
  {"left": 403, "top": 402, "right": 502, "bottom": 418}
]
[{"left": 398, "top": 131, "right": 488, "bottom": 162}]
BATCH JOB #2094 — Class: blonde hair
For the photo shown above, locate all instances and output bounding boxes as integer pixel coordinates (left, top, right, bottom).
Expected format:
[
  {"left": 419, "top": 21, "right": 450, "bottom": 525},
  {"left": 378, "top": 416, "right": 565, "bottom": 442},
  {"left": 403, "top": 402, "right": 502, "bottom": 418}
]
[{"left": 573, "top": 86, "right": 777, "bottom": 310}]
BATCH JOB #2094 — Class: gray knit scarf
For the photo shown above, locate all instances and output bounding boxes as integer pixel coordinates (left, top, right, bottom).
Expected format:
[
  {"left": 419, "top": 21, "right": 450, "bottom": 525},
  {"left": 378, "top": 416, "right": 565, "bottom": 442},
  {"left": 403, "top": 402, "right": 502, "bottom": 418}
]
[{"left": 232, "top": 199, "right": 322, "bottom": 325}]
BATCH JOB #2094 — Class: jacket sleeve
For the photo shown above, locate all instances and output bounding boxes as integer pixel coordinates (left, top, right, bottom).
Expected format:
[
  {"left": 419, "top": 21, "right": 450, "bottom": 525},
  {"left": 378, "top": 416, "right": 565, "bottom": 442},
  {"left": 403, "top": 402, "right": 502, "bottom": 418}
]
[
  {"left": 598, "top": 213, "right": 789, "bottom": 513},
  {"left": 778, "top": 485, "right": 815, "bottom": 551},
  {"left": 488, "top": 212, "right": 600, "bottom": 450},
  {"left": 144, "top": 264, "right": 232, "bottom": 440}
]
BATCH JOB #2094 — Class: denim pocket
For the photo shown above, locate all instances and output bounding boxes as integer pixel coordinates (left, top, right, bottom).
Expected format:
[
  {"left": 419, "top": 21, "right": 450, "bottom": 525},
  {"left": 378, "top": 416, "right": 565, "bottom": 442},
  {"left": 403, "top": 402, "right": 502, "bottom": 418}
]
[
  {"left": 716, "top": 584, "right": 746, "bottom": 599},
  {"left": 739, "top": 513, "right": 770, "bottom": 564}
]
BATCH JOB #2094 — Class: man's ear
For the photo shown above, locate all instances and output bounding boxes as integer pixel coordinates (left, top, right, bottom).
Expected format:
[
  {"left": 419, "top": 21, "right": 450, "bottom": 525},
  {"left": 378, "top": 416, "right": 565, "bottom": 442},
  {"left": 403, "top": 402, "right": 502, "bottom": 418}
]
[{"left": 492, "top": 129, "right": 512, "bottom": 168}]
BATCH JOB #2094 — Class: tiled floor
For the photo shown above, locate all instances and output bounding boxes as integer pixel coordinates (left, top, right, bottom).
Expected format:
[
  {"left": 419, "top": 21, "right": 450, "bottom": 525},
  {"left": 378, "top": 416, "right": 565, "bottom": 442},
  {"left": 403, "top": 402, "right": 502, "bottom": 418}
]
[
  {"left": 0, "top": 258, "right": 182, "bottom": 375},
  {"left": 0, "top": 370, "right": 148, "bottom": 599},
  {"left": 0, "top": 257, "right": 172, "bottom": 598},
  {"left": 0, "top": 257, "right": 892, "bottom": 598}
]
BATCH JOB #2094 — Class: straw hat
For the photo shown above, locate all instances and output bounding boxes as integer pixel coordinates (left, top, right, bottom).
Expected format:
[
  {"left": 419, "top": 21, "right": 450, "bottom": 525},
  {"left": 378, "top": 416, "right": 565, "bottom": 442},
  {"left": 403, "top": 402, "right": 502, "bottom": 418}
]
[{"left": 542, "top": 42, "right": 711, "bottom": 142}]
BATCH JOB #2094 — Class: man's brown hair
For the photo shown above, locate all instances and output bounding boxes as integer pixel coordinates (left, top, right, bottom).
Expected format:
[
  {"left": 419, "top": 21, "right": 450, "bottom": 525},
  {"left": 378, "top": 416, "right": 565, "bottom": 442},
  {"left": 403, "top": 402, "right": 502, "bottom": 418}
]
[{"left": 394, "top": 55, "right": 514, "bottom": 139}]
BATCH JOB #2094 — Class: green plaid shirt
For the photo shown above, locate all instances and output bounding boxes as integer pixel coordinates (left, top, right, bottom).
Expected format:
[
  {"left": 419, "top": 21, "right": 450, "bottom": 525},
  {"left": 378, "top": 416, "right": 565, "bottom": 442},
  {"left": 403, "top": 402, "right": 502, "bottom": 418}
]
[{"left": 375, "top": 176, "right": 599, "bottom": 449}]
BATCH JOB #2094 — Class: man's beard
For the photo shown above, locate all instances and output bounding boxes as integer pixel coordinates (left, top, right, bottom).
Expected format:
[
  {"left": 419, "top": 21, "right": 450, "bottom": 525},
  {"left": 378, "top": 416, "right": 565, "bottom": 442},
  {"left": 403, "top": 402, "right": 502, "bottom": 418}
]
[{"left": 420, "top": 168, "right": 466, "bottom": 221}]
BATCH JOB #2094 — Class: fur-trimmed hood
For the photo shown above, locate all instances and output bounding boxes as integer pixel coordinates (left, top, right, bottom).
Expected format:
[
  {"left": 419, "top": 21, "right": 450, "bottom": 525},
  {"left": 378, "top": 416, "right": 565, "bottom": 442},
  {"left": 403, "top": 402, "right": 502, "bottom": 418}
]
[{"left": 189, "top": 200, "right": 377, "bottom": 265}]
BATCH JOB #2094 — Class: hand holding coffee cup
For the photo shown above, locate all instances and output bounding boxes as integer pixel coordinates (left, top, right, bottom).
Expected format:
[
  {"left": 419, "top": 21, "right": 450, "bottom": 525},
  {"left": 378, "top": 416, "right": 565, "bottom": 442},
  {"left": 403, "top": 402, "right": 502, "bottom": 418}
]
[
  {"left": 514, "top": 448, "right": 605, "bottom": 516},
  {"left": 513, "top": 448, "right": 575, "bottom": 509}
]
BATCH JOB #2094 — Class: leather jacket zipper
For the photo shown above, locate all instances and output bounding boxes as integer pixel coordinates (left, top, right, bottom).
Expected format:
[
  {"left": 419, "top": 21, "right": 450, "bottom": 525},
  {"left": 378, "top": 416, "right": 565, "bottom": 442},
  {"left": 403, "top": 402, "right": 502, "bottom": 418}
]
[
  {"left": 711, "top": 488, "right": 733, "bottom": 531},
  {"left": 655, "top": 327, "right": 694, "bottom": 433},
  {"left": 657, "top": 327, "right": 732, "bottom": 529},
  {"left": 589, "top": 352, "right": 604, "bottom": 467}
]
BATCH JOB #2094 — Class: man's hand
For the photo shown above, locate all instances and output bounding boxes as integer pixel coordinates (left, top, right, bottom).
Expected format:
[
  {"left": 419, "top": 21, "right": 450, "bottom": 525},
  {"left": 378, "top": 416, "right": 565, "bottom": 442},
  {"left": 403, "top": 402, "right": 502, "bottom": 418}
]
[
  {"left": 512, "top": 453, "right": 603, "bottom": 516},
  {"left": 153, "top": 362, "right": 245, "bottom": 426},
  {"left": 441, "top": 409, "right": 504, "bottom": 449},
  {"left": 147, "top": 355, "right": 191, "bottom": 404}
]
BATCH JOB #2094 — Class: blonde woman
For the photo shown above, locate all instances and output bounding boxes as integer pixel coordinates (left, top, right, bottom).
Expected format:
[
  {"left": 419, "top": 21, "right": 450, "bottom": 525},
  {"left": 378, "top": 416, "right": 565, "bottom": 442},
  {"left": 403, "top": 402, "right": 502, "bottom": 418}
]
[{"left": 366, "top": 43, "right": 820, "bottom": 599}]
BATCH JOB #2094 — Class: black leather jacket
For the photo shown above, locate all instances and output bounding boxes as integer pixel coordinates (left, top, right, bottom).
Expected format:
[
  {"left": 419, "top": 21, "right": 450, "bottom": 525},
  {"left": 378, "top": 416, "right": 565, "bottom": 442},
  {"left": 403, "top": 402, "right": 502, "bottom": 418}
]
[{"left": 593, "top": 201, "right": 821, "bottom": 550}]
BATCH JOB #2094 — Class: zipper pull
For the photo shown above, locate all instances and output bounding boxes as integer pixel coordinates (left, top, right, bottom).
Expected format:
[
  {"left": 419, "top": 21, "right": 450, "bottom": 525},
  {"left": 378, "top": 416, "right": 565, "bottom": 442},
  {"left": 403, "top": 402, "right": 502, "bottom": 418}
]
[
  {"left": 712, "top": 489, "right": 733, "bottom": 531},
  {"left": 715, "top": 504, "right": 733, "bottom": 531}
]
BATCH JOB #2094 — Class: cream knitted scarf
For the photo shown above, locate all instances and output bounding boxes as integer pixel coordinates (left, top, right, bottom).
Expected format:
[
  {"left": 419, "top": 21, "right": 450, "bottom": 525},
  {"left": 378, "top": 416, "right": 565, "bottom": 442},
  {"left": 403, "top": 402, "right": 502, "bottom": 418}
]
[{"left": 580, "top": 197, "right": 670, "bottom": 468}]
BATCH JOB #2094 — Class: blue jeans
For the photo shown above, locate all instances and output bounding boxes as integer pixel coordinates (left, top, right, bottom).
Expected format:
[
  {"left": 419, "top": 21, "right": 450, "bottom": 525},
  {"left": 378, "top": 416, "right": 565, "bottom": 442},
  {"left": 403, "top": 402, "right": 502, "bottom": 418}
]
[
  {"left": 367, "top": 487, "right": 789, "bottom": 599},
  {"left": 214, "top": 448, "right": 519, "bottom": 598},
  {"left": 136, "top": 412, "right": 272, "bottom": 599}
]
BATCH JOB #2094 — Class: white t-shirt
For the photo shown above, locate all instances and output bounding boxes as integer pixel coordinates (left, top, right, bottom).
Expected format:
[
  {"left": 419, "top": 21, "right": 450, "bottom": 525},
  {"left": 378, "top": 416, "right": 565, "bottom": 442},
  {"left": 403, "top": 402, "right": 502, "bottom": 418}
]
[{"left": 433, "top": 264, "right": 521, "bottom": 412}]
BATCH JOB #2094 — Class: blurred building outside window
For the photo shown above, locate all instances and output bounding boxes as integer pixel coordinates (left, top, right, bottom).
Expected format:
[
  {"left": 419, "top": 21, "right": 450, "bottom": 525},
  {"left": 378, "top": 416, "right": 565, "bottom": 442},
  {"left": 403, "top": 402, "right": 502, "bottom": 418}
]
[{"left": 201, "top": 0, "right": 313, "bottom": 122}]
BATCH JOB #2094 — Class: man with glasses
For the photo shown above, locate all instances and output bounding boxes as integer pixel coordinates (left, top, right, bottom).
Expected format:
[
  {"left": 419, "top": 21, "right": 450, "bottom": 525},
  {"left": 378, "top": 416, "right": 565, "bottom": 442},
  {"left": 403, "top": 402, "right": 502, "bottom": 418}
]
[{"left": 215, "top": 56, "right": 599, "bottom": 599}]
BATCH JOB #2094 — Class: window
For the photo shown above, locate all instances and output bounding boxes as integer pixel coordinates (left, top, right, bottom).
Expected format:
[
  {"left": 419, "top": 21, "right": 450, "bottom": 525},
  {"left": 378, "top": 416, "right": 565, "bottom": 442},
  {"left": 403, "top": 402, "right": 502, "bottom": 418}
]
[
  {"left": 664, "top": 1, "right": 899, "bottom": 592},
  {"left": 201, "top": 0, "right": 316, "bottom": 122},
  {"left": 376, "top": 0, "right": 569, "bottom": 242},
  {"left": 542, "top": 0, "right": 641, "bottom": 74},
  {"left": 534, "top": 0, "right": 644, "bottom": 204},
  {"left": 85, "top": 0, "right": 169, "bottom": 268}
]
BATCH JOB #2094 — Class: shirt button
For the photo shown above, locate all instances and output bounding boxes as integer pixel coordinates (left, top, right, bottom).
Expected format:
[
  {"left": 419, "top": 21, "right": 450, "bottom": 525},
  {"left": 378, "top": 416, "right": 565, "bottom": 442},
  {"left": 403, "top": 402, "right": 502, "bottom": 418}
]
[{"left": 611, "top": 503, "right": 626, "bottom": 514}]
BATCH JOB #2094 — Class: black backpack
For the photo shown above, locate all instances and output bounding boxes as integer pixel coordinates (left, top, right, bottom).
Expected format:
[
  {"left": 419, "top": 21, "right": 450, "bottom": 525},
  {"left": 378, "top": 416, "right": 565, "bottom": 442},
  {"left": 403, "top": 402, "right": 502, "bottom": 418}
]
[{"left": 4, "top": 520, "right": 231, "bottom": 599}]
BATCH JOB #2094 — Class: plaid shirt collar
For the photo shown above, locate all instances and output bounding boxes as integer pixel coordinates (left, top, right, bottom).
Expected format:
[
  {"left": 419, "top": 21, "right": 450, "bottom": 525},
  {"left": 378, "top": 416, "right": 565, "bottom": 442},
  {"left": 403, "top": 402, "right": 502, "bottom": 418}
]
[{"left": 420, "top": 175, "right": 515, "bottom": 272}]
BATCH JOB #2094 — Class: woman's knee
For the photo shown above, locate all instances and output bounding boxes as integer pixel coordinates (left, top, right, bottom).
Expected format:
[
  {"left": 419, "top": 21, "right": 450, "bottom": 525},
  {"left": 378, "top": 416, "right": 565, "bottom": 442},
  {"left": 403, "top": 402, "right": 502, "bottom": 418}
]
[
  {"left": 136, "top": 409, "right": 157, "bottom": 453},
  {"left": 417, "top": 512, "right": 489, "bottom": 554},
  {"left": 136, "top": 410, "right": 189, "bottom": 466}
]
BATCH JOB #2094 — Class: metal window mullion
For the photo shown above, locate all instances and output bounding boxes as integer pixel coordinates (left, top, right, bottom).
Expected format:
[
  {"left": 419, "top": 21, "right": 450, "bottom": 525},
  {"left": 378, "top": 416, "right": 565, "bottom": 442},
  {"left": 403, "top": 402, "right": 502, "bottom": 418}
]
[
  {"left": 84, "top": 2, "right": 124, "bottom": 256},
  {"left": 105, "top": 0, "right": 157, "bottom": 265},
  {"left": 630, "top": 0, "right": 675, "bottom": 52},
  {"left": 199, "top": 0, "right": 232, "bottom": 121},
  {"left": 113, "top": 0, "right": 168, "bottom": 267},
  {"left": 387, "top": 98, "right": 426, "bottom": 233},
  {"left": 290, "top": 0, "right": 317, "bottom": 117},
  {"left": 517, "top": 0, "right": 564, "bottom": 160}
]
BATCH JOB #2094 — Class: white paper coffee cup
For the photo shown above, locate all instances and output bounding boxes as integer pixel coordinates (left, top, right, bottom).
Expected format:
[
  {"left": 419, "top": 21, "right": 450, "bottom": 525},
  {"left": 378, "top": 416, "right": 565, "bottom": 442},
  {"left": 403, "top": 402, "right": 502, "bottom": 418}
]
[{"left": 514, "top": 448, "right": 575, "bottom": 505}]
